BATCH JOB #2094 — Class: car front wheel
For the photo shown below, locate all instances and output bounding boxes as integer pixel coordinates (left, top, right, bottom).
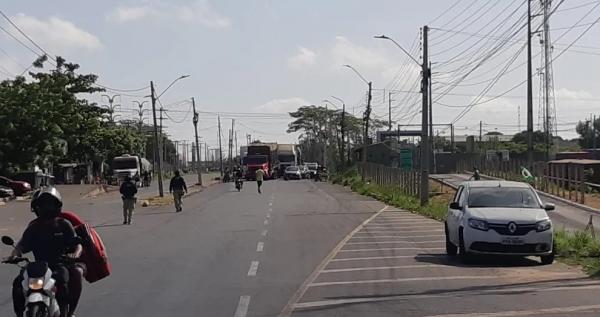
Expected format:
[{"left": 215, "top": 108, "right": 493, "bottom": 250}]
[
  {"left": 445, "top": 222, "right": 457, "bottom": 256},
  {"left": 458, "top": 228, "right": 472, "bottom": 263},
  {"left": 540, "top": 242, "right": 556, "bottom": 265}
]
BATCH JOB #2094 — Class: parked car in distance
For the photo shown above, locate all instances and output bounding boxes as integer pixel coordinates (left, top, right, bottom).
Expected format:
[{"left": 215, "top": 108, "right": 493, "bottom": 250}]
[
  {"left": 445, "top": 180, "right": 556, "bottom": 265},
  {"left": 0, "top": 185, "right": 15, "bottom": 198},
  {"left": 284, "top": 166, "right": 302, "bottom": 180},
  {"left": 0, "top": 176, "right": 32, "bottom": 196}
]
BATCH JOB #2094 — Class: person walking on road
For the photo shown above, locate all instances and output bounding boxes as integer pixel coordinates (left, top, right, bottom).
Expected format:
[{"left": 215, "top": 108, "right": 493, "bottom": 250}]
[
  {"left": 169, "top": 170, "right": 187, "bottom": 212},
  {"left": 119, "top": 175, "right": 137, "bottom": 225},
  {"left": 255, "top": 169, "right": 265, "bottom": 194}
]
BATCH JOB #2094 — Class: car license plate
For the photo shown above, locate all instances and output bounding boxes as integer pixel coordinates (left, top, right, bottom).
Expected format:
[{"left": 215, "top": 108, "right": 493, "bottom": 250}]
[{"left": 501, "top": 237, "right": 524, "bottom": 245}]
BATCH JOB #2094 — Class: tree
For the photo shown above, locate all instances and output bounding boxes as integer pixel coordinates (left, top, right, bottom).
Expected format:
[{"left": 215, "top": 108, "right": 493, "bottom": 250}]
[
  {"left": 576, "top": 117, "right": 600, "bottom": 148},
  {"left": 512, "top": 130, "right": 547, "bottom": 145}
]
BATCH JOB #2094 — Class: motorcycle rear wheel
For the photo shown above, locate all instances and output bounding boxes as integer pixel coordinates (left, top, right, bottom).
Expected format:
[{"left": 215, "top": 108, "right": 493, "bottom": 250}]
[{"left": 26, "top": 303, "right": 47, "bottom": 317}]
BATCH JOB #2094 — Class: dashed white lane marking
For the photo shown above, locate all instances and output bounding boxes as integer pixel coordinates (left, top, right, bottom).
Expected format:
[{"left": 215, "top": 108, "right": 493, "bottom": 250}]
[
  {"left": 269, "top": 202, "right": 273, "bottom": 206},
  {"left": 350, "top": 234, "right": 445, "bottom": 239},
  {"left": 261, "top": 229, "right": 268, "bottom": 237},
  {"left": 264, "top": 219, "right": 269, "bottom": 225},
  {"left": 247, "top": 261, "right": 259, "bottom": 276},
  {"left": 321, "top": 264, "right": 438, "bottom": 273},
  {"left": 268, "top": 208, "right": 272, "bottom": 212},
  {"left": 266, "top": 213, "right": 271, "bottom": 219},
  {"left": 308, "top": 275, "right": 499, "bottom": 287},
  {"left": 234, "top": 295, "right": 251, "bottom": 317},
  {"left": 256, "top": 242, "right": 264, "bottom": 252},
  {"left": 424, "top": 304, "right": 600, "bottom": 317},
  {"left": 292, "top": 284, "right": 600, "bottom": 311},
  {"left": 330, "top": 255, "right": 439, "bottom": 262},
  {"left": 338, "top": 247, "right": 444, "bottom": 253},
  {"left": 345, "top": 240, "right": 444, "bottom": 245}
]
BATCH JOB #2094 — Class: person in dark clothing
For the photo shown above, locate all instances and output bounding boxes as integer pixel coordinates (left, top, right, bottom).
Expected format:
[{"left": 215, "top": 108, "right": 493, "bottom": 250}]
[
  {"left": 169, "top": 170, "right": 187, "bottom": 212},
  {"left": 119, "top": 175, "right": 138, "bottom": 224},
  {"left": 6, "top": 187, "right": 83, "bottom": 317}
]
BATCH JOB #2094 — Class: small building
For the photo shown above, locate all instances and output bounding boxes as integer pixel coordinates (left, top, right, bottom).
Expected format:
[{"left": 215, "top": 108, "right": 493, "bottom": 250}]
[{"left": 548, "top": 159, "right": 600, "bottom": 184}]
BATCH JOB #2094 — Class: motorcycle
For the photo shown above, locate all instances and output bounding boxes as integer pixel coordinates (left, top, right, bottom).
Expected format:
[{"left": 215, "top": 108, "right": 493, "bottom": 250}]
[
  {"left": 2, "top": 236, "right": 61, "bottom": 317},
  {"left": 235, "top": 178, "right": 243, "bottom": 191}
]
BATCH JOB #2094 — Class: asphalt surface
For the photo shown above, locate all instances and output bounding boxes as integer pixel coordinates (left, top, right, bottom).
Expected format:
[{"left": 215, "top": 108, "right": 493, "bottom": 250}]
[
  {"left": 1, "top": 178, "right": 600, "bottom": 316},
  {"left": 431, "top": 173, "right": 599, "bottom": 233}
]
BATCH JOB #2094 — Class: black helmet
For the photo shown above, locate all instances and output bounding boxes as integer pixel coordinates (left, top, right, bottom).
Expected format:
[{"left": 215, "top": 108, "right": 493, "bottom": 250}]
[
  {"left": 31, "top": 186, "right": 63, "bottom": 218},
  {"left": 124, "top": 175, "right": 132, "bottom": 182},
  {"left": 174, "top": 170, "right": 181, "bottom": 177}
]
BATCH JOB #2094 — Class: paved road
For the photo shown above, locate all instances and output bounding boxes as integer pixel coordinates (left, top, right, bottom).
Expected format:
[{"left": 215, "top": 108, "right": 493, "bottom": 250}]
[
  {"left": 1, "top": 179, "right": 600, "bottom": 316},
  {"left": 431, "top": 173, "right": 599, "bottom": 233}
]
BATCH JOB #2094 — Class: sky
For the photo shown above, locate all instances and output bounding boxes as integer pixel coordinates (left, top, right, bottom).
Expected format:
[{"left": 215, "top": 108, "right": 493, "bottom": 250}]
[{"left": 2, "top": 0, "right": 600, "bottom": 157}]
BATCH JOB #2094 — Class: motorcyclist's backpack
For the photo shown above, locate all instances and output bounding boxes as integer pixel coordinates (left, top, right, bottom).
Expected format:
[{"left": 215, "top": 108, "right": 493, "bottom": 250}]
[{"left": 59, "top": 211, "right": 111, "bottom": 283}]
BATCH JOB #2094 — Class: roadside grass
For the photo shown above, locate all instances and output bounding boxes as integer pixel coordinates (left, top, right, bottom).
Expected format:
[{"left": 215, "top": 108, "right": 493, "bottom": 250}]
[{"left": 332, "top": 167, "right": 600, "bottom": 276}]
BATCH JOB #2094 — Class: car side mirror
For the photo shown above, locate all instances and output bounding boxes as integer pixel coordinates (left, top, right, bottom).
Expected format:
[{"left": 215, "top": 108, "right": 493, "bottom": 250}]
[
  {"left": 449, "top": 202, "right": 462, "bottom": 210},
  {"left": 1, "top": 236, "right": 15, "bottom": 246},
  {"left": 544, "top": 203, "right": 556, "bottom": 211}
]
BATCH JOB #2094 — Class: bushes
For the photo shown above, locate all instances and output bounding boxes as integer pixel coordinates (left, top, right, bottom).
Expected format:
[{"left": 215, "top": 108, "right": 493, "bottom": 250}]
[{"left": 554, "top": 229, "right": 600, "bottom": 276}]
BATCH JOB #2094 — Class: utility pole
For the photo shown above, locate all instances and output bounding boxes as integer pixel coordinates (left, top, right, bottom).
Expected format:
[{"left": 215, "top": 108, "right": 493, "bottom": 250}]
[
  {"left": 388, "top": 92, "right": 393, "bottom": 131},
  {"left": 479, "top": 120, "right": 483, "bottom": 151},
  {"left": 191, "top": 97, "right": 203, "bottom": 185},
  {"left": 218, "top": 116, "right": 224, "bottom": 177},
  {"left": 420, "top": 25, "right": 430, "bottom": 206},
  {"left": 230, "top": 119, "right": 235, "bottom": 169},
  {"left": 429, "top": 61, "right": 435, "bottom": 174},
  {"left": 543, "top": 0, "right": 552, "bottom": 161},
  {"left": 527, "top": 0, "right": 534, "bottom": 167},
  {"left": 235, "top": 131, "right": 238, "bottom": 162},
  {"left": 150, "top": 81, "right": 164, "bottom": 197},
  {"left": 174, "top": 140, "right": 179, "bottom": 171},
  {"left": 362, "top": 82, "right": 372, "bottom": 174},
  {"left": 594, "top": 115, "right": 597, "bottom": 149},
  {"left": 341, "top": 102, "right": 346, "bottom": 167}
]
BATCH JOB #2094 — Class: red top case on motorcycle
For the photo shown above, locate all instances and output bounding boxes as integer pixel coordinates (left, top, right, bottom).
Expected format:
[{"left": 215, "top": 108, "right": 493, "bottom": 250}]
[{"left": 60, "top": 211, "right": 112, "bottom": 283}]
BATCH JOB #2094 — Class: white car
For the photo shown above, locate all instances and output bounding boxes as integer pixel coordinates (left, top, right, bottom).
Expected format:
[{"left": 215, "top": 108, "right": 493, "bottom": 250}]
[{"left": 444, "top": 180, "right": 556, "bottom": 264}]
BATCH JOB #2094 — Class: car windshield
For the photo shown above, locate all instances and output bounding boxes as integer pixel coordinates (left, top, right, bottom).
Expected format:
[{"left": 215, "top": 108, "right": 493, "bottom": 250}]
[
  {"left": 279, "top": 154, "right": 295, "bottom": 162},
  {"left": 113, "top": 159, "right": 138, "bottom": 170},
  {"left": 307, "top": 164, "right": 317, "bottom": 170},
  {"left": 468, "top": 187, "right": 540, "bottom": 208},
  {"left": 286, "top": 166, "right": 299, "bottom": 171}
]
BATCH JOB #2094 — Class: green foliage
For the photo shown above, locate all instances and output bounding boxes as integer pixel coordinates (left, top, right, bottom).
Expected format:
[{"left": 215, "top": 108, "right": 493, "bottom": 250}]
[
  {"left": 576, "top": 118, "right": 600, "bottom": 148},
  {"left": 332, "top": 168, "right": 447, "bottom": 221},
  {"left": 0, "top": 57, "right": 150, "bottom": 174},
  {"left": 554, "top": 229, "right": 600, "bottom": 277}
]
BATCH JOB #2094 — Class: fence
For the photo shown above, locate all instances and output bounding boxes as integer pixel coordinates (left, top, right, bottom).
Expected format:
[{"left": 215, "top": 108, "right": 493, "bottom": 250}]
[
  {"left": 358, "top": 162, "right": 420, "bottom": 197},
  {"left": 457, "top": 158, "right": 594, "bottom": 205}
]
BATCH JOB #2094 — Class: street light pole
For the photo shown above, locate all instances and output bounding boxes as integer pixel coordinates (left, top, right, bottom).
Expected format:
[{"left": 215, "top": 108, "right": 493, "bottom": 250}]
[
  {"left": 192, "top": 97, "right": 203, "bottom": 186},
  {"left": 331, "top": 96, "right": 346, "bottom": 168},
  {"left": 150, "top": 81, "right": 164, "bottom": 197}
]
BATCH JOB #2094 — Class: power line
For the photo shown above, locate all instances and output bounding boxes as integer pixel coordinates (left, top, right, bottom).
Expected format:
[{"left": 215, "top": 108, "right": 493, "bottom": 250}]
[
  {"left": 428, "top": 0, "right": 464, "bottom": 24},
  {"left": 0, "top": 10, "right": 54, "bottom": 59}
]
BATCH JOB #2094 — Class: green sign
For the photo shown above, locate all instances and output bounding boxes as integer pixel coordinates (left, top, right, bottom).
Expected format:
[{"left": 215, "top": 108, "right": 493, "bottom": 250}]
[{"left": 400, "top": 149, "right": 413, "bottom": 170}]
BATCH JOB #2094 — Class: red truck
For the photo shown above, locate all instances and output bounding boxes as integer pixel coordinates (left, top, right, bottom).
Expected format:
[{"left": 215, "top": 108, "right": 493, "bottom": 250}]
[{"left": 244, "top": 143, "right": 277, "bottom": 180}]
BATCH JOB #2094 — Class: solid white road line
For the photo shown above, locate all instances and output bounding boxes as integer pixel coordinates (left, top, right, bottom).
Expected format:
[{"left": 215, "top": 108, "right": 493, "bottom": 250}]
[
  {"left": 308, "top": 275, "right": 499, "bottom": 287},
  {"left": 292, "top": 284, "right": 600, "bottom": 311},
  {"left": 345, "top": 240, "right": 444, "bottom": 245},
  {"left": 330, "top": 255, "right": 439, "bottom": 262},
  {"left": 321, "top": 264, "right": 438, "bottom": 273},
  {"left": 234, "top": 295, "right": 251, "bottom": 317},
  {"left": 261, "top": 229, "right": 268, "bottom": 237},
  {"left": 350, "top": 234, "right": 445, "bottom": 239},
  {"left": 368, "top": 221, "right": 439, "bottom": 225},
  {"left": 424, "top": 304, "right": 600, "bottom": 317},
  {"left": 338, "top": 247, "right": 444, "bottom": 252},
  {"left": 278, "top": 205, "right": 390, "bottom": 317},
  {"left": 257, "top": 242, "right": 264, "bottom": 252},
  {"left": 247, "top": 261, "right": 259, "bottom": 276},
  {"left": 363, "top": 225, "right": 441, "bottom": 230}
]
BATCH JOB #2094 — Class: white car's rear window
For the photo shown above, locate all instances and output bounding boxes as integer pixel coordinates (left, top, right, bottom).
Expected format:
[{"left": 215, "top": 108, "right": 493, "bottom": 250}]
[{"left": 468, "top": 187, "right": 540, "bottom": 208}]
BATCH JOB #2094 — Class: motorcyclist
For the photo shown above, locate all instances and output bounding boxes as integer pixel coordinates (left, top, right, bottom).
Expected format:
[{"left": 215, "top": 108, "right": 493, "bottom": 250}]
[
  {"left": 233, "top": 166, "right": 243, "bottom": 189},
  {"left": 5, "top": 187, "right": 84, "bottom": 317},
  {"left": 472, "top": 166, "right": 481, "bottom": 181}
]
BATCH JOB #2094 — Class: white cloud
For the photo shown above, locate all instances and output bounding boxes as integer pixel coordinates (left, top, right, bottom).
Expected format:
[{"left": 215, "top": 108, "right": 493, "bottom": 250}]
[
  {"left": 288, "top": 47, "right": 316, "bottom": 70},
  {"left": 6, "top": 14, "right": 102, "bottom": 53},
  {"left": 254, "top": 97, "right": 310, "bottom": 113},
  {"left": 108, "top": 0, "right": 231, "bottom": 28},
  {"left": 330, "top": 36, "right": 420, "bottom": 84},
  {"left": 555, "top": 88, "right": 594, "bottom": 100}
]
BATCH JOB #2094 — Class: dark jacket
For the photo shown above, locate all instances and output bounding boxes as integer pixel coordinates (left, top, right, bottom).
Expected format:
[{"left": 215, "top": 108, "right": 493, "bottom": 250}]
[
  {"left": 119, "top": 180, "right": 138, "bottom": 199},
  {"left": 170, "top": 176, "right": 187, "bottom": 192}
]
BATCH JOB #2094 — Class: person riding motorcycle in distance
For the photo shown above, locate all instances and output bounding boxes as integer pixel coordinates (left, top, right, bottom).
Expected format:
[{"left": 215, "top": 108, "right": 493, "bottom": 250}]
[{"left": 5, "top": 187, "right": 85, "bottom": 317}]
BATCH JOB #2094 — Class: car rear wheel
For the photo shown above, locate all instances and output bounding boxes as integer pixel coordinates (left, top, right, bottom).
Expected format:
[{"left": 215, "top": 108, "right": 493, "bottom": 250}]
[{"left": 445, "top": 222, "right": 457, "bottom": 256}]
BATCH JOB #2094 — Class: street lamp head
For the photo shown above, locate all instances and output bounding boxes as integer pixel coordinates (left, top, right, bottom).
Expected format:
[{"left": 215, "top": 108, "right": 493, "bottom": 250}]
[
  {"left": 374, "top": 35, "right": 389, "bottom": 39},
  {"left": 180, "top": 75, "right": 191, "bottom": 79}
]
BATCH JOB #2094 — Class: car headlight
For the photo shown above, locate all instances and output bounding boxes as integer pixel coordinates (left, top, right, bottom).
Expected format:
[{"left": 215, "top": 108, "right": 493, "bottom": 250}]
[
  {"left": 536, "top": 219, "right": 552, "bottom": 232},
  {"left": 468, "top": 218, "right": 489, "bottom": 231},
  {"left": 28, "top": 278, "right": 44, "bottom": 290}
]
